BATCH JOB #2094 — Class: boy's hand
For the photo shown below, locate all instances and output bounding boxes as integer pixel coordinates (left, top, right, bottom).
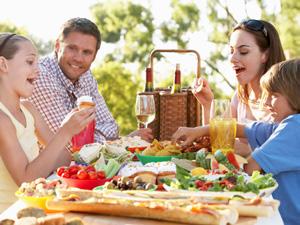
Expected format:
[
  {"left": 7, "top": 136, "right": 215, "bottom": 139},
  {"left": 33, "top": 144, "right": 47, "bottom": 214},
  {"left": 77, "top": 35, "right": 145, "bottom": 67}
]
[{"left": 172, "top": 127, "right": 198, "bottom": 147}]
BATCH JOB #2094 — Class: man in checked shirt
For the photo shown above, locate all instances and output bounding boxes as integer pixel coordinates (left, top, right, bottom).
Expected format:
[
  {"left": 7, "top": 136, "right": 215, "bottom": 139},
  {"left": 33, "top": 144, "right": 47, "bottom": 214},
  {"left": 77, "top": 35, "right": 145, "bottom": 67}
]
[{"left": 29, "top": 17, "right": 153, "bottom": 146}]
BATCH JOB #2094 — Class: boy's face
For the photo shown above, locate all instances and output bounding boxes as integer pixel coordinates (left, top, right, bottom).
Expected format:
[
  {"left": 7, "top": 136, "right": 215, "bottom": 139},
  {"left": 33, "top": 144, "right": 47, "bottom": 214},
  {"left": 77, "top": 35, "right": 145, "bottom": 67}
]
[{"left": 268, "top": 92, "right": 297, "bottom": 122}]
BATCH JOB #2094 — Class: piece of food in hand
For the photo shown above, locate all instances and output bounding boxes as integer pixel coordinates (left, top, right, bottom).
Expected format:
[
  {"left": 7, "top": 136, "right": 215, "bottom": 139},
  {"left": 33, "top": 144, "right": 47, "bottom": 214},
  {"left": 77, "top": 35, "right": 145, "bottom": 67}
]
[
  {"left": 76, "top": 95, "right": 95, "bottom": 109},
  {"left": 17, "top": 207, "right": 46, "bottom": 219},
  {"left": 181, "top": 136, "right": 211, "bottom": 152}
]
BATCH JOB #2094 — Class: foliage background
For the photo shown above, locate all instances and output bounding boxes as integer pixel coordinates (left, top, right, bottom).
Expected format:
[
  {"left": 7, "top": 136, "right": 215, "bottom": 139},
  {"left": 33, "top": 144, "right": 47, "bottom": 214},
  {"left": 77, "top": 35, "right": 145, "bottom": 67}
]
[{"left": 1, "top": 0, "right": 299, "bottom": 135}]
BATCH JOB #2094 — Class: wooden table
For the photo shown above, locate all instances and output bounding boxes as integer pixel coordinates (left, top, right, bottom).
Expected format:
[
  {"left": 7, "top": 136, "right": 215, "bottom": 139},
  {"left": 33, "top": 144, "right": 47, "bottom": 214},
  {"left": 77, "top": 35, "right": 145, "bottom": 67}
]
[{"left": 0, "top": 200, "right": 283, "bottom": 225}]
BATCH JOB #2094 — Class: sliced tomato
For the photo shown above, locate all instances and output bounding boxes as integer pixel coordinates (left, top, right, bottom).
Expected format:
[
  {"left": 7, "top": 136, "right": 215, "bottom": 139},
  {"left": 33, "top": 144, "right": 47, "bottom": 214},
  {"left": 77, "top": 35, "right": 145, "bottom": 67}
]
[
  {"left": 226, "top": 152, "right": 240, "bottom": 169},
  {"left": 127, "top": 146, "right": 147, "bottom": 153}
]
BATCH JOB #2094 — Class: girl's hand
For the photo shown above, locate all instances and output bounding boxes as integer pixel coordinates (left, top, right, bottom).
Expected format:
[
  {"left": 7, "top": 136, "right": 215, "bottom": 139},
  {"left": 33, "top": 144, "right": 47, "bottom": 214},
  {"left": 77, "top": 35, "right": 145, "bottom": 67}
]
[
  {"left": 172, "top": 127, "right": 199, "bottom": 146},
  {"left": 192, "top": 77, "right": 214, "bottom": 107},
  {"left": 61, "top": 108, "right": 95, "bottom": 136}
]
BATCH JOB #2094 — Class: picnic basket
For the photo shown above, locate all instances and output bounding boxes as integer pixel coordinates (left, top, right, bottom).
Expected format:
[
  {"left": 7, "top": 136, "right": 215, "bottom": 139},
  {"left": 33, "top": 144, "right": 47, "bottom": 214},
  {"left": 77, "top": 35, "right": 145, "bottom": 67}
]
[{"left": 139, "top": 49, "right": 202, "bottom": 140}]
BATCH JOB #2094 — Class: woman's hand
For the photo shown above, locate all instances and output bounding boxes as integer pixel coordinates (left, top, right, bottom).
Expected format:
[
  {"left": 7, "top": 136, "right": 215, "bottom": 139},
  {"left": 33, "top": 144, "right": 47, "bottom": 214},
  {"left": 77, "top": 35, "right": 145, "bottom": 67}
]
[
  {"left": 61, "top": 108, "right": 96, "bottom": 136},
  {"left": 172, "top": 127, "right": 200, "bottom": 146},
  {"left": 192, "top": 77, "right": 214, "bottom": 107}
]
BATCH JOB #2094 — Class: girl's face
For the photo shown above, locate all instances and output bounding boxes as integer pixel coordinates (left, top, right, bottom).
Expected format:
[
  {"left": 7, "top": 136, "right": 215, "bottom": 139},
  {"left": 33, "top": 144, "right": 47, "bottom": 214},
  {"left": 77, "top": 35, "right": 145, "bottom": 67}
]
[
  {"left": 229, "top": 30, "right": 268, "bottom": 86},
  {"left": 6, "top": 40, "right": 39, "bottom": 98},
  {"left": 267, "top": 92, "right": 297, "bottom": 122}
]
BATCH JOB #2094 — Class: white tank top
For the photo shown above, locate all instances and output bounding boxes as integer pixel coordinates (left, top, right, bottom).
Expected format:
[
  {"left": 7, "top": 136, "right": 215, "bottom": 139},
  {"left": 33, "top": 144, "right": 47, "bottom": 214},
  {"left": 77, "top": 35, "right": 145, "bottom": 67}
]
[{"left": 0, "top": 102, "right": 39, "bottom": 212}]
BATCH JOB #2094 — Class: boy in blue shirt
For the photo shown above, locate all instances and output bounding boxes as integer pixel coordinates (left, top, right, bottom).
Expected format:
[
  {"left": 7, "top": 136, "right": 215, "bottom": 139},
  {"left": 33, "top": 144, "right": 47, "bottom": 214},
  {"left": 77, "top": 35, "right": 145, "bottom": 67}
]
[{"left": 172, "top": 59, "right": 300, "bottom": 225}]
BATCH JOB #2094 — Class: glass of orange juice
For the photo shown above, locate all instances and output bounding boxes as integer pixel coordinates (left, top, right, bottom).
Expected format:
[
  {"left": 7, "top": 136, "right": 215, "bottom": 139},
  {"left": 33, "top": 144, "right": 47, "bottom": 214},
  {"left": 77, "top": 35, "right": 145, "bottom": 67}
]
[{"left": 209, "top": 99, "right": 236, "bottom": 154}]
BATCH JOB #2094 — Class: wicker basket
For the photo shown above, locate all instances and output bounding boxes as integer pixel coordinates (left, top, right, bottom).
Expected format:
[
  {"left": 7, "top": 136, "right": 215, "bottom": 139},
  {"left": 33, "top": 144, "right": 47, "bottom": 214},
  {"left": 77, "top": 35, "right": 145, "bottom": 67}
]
[{"left": 139, "top": 49, "right": 201, "bottom": 140}]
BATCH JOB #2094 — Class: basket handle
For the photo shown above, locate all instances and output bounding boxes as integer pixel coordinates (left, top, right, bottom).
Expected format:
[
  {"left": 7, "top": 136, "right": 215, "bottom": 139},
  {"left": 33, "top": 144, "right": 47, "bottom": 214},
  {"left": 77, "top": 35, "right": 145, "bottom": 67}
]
[
  {"left": 149, "top": 49, "right": 201, "bottom": 126},
  {"left": 149, "top": 49, "right": 201, "bottom": 79}
]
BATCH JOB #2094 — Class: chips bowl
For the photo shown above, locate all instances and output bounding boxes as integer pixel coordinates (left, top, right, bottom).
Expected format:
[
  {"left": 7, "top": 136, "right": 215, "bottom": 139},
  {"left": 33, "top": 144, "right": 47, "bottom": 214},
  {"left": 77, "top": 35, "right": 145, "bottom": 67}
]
[
  {"left": 136, "top": 154, "right": 179, "bottom": 165},
  {"left": 15, "top": 191, "right": 55, "bottom": 212}
]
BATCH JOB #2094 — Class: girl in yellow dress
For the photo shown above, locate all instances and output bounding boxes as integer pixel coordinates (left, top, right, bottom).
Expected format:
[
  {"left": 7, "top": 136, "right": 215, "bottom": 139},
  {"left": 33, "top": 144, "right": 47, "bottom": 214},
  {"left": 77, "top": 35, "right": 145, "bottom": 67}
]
[{"left": 0, "top": 33, "right": 95, "bottom": 211}]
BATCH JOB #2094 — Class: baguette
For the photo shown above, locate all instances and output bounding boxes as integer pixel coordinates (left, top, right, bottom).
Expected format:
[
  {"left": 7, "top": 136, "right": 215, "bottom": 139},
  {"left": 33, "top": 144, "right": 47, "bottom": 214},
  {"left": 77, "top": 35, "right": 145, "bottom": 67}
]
[
  {"left": 48, "top": 188, "right": 279, "bottom": 224},
  {"left": 47, "top": 199, "right": 238, "bottom": 225}
]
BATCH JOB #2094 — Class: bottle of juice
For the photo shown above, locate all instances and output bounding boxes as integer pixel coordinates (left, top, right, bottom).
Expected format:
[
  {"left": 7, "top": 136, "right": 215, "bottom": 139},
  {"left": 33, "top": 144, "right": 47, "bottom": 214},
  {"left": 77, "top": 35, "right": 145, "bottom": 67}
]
[{"left": 71, "top": 96, "right": 96, "bottom": 152}]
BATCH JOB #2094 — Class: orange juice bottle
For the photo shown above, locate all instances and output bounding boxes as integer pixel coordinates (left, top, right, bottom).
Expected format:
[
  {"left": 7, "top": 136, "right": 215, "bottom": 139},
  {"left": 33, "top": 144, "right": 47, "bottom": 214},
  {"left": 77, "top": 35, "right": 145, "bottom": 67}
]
[{"left": 71, "top": 96, "right": 96, "bottom": 152}]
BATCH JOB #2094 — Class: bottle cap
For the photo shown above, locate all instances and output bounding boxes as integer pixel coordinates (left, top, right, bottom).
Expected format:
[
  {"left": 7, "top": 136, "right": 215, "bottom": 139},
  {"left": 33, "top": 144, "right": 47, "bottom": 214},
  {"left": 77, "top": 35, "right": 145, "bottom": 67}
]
[{"left": 176, "top": 63, "right": 180, "bottom": 70}]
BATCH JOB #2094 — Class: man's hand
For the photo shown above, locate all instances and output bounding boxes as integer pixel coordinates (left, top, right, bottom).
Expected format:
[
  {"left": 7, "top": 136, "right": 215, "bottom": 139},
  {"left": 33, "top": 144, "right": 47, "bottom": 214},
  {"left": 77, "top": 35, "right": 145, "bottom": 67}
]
[{"left": 128, "top": 128, "right": 153, "bottom": 142}]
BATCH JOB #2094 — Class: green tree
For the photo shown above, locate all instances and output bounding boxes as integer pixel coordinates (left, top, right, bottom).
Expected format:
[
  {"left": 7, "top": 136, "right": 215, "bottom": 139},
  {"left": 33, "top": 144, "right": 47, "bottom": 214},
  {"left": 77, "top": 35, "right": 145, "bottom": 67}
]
[
  {"left": 90, "top": 0, "right": 155, "bottom": 68},
  {"left": 93, "top": 61, "right": 142, "bottom": 135},
  {"left": 160, "top": 0, "right": 200, "bottom": 48},
  {"left": 0, "top": 21, "right": 52, "bottom": 56}
]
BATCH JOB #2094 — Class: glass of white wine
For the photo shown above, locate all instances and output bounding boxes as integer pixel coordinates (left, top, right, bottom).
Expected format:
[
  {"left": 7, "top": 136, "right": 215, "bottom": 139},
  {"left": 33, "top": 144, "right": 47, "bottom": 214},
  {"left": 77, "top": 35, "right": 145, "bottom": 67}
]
[{"left": 135, "top": 95, "right": 155, "bottom": 128}]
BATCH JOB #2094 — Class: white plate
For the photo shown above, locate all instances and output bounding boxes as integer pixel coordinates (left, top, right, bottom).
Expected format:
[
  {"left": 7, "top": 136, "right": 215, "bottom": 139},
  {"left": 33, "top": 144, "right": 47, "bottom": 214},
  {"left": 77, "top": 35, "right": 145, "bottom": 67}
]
[{"left": 163, "top": 182, "right": 278, "bottom": 198}]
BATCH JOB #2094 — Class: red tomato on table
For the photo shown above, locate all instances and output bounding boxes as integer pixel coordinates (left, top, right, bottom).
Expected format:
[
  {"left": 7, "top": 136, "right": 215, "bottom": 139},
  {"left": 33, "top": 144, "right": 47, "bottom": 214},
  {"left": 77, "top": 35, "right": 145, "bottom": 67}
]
[{"left": 77, "top": 170, "right": 89, "bottom": 180}]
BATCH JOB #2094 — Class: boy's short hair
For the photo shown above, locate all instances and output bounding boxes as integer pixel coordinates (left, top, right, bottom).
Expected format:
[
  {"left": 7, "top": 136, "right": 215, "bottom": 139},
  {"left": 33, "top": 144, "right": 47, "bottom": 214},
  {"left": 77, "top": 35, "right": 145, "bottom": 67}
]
[
  {"left": 261, "top": 59, "right": 300, "bottom": 112},
  {"left": 58, "top": 17, "right": 101, "bottom": 51}
]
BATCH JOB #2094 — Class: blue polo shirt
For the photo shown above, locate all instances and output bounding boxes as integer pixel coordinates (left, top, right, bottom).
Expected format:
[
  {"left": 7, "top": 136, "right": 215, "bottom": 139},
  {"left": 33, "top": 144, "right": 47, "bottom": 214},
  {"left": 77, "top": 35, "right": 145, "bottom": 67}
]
[{"left": 245, "top": 114, "right": 300, "bottom": 225}]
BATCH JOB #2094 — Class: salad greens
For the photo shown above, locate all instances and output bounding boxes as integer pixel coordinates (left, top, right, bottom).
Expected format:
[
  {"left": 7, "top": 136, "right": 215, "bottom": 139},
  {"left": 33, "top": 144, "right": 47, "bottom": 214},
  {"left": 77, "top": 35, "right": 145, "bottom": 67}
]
[{"left": 161, "top": 169, "right": 277, "bottom": 194}]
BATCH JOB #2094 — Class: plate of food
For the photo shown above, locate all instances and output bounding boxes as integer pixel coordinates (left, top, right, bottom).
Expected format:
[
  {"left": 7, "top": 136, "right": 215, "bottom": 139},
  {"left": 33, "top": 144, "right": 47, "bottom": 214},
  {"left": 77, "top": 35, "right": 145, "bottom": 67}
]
[
  {"left": 161, "top": 170, "right": 278, "bottom": 198},
  {"left": 57, "top": 164, "right": 112, "bottom": 190},
  {"left": 105, "top": 136, "right": 150, "bottom": 155},
  {"left": 16, "top": 178, "right": 64, "bottom": 212}
]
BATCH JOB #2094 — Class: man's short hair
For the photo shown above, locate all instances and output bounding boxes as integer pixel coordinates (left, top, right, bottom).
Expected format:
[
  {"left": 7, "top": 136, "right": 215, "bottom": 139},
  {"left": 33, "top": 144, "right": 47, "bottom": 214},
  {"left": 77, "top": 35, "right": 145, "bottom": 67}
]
[{"left": 58, "top": 17, "right": 101, "bottom": 50}]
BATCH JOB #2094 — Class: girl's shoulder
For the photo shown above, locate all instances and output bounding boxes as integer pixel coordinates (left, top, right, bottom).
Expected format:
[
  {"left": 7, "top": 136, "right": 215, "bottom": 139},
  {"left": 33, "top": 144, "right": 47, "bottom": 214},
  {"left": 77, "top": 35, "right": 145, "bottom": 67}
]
[{"left": 0, "top": 109, "right": 17, "bottom": 138}]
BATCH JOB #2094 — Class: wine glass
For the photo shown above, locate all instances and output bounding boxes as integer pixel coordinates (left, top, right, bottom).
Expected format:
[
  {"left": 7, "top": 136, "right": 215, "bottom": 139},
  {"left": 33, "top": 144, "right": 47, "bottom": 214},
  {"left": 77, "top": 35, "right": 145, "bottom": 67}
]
[{"left": 135, "top": 95, "right": 156, "bottom": 128}]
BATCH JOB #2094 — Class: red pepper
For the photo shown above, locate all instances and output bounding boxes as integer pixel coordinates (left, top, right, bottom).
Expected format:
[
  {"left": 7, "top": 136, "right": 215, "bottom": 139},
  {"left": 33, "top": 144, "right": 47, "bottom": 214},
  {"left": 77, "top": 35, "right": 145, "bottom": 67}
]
[{"left": 226, "top": 152, "right": 240, "bottom": 169}]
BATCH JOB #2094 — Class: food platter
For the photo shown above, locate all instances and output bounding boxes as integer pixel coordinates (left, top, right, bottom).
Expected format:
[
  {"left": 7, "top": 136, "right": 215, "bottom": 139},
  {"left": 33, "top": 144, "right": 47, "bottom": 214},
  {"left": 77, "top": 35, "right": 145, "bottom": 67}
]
[{"left": 162, "top": 182, "right": 278, "bottom": 198}]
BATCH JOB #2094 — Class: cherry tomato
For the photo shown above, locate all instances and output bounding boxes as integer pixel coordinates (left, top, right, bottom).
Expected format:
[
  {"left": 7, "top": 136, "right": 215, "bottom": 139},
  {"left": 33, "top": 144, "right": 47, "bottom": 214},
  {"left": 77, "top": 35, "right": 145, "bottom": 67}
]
[
  {"left": 77, "top": 170, "right": 89, "bottom": 180},
  {"left": 56, "top": 167, "right": 66, "bottom": 176},
  {"left": 85, "top": 165, "right": 96, "bottom": 172},
  {"left": 88, "top": 171, "right": 97, "bottom": 180},
  {"left": 68, "top": 165, "right": 80, "bottom": 175},
  {"left": 96, "top": 171, "right": 106, "bottom": 179},
  {"left": 70, "top": 174, "right": 77, "bottom": 179},
  {"left": 61, "top": 171, "right": 70, "bottom": 178}
]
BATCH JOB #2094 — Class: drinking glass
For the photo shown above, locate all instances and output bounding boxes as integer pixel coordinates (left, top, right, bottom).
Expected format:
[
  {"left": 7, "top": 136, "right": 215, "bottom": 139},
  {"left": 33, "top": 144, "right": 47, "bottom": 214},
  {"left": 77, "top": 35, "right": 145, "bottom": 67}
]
[
  {"left": 209, "top": 99, "right": 236, "bottom": 154},
  {"left": 135, "top": 95, "right": 155, "bottom": 128}
]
